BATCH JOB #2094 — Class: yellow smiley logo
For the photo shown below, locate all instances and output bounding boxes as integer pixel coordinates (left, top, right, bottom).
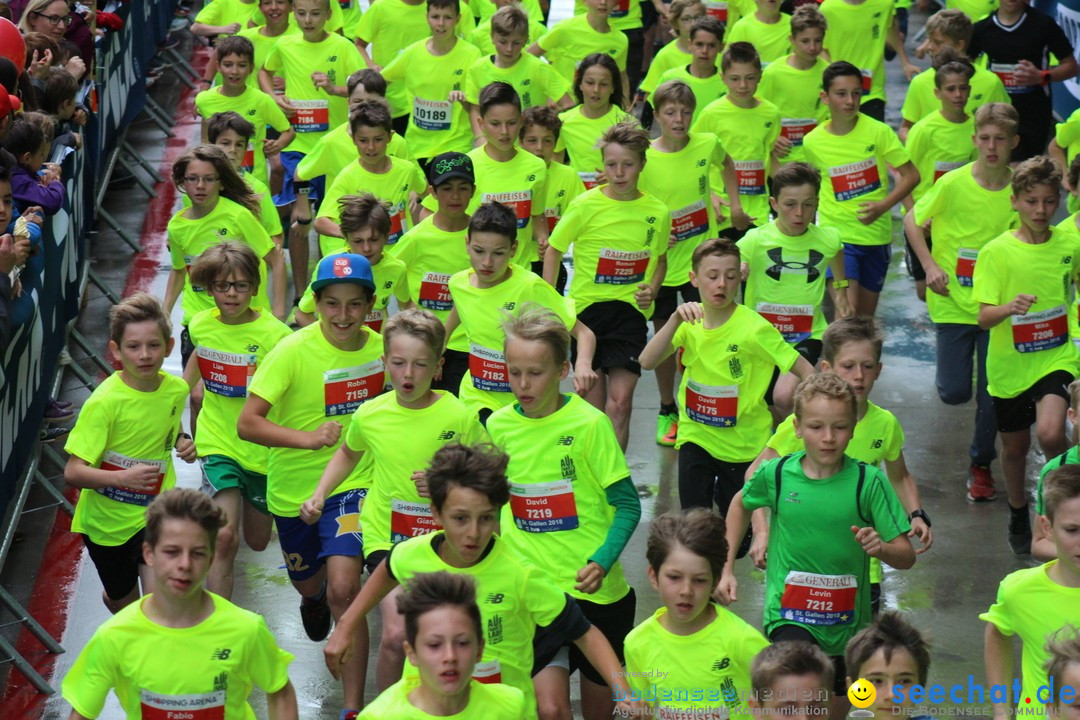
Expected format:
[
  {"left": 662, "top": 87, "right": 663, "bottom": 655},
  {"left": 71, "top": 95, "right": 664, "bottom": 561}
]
[{"left": 848, "top": 678, "right": 876, "bottom": 709}]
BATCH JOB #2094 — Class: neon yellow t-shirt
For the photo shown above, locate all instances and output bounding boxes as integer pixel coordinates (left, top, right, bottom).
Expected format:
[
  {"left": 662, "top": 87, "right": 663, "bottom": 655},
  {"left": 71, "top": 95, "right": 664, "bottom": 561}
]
[
  {"left": 188, "top": 308, "right": 291, "bottom": 473},
  {"left": 382, "top": 38, "right": 482, "bottom": 161},
  {"left": 737, "top": 221, "right": 842, "bottom": 342},
  {"left": 640, "top": 40, "right": 692, "bottom": 96},
  {"left": 194, "top": 0, "right": 260, "bottom": 31},
  {"left": 65, "top": 372, "right": 189, "bottom": 546},
  {"left": 625, "top": 604, "right": 768, "bottom": 718},
  {"left": 673, "top": 305, "right": 799, "bottom": 462},
  {"left": 295, "top": 123, "right": 412, "bottom": 184},
  {"left": 901, "top": 65, "right": 1009, "bottom": 126},
  {"left": 547, "top": 186, "right": 671, "bottom": 318},
  {"left": 946, "top": 0, "right": 997, "bottom": 21},
  {"left": 391, "top": 215, "right": 473, "bottom": 351},
  {"left": 640, "top": 133, "right": 727, "bottom": 286},
  {"left": 487, "top": 394, "right": 632, "bottom": 605},
  {"left": 979, "top": 562, "right": 1080, "bottom": 719},
  {"left": 263, "top": 33, "right": 364, "bottom": 155},
  {"left": 298, "top": 250, "right": 408, "bottom": 333},
  {"left": 1053, "top": 215, "right": 1080, "bottom": 351},
  {"left": 803, "top": 114, "right": 910, "bottom": 246},
  {"left": 703, "top": 0, "right": 754, "bottom": 25},
  {"left": 388, "top": 532, "right": 567, "bottom": 716},
  {"left": 1056, "top": 110, "right": 1080, "bottom": 216},
  {"left": 692, "top": 96, "right": 781, "bottom": 227},
  {"left": 449, "top": 265, "right": 575, "bottom": 413},
  {"left": 317, "top": 156, "right": 428, "bottom": 254},
  {"left": 237, "top": 23, "right": 301, "bottom": 89},
  {"left": 194, "top": 86, "right": 292, "bottom": 185},
  {"left": 758, "top": 55, "right": 829, "bottom": 164},
  {"left": 348, "top": 391, "right": 486, "bottom": 553},
  {"left": 767, "top": 401, "right": 905, "bottom": 466},
  {"left": 356, "top": 0, "right": 478, "bottom": 117},
  {"left": 556, "top": 105, "right": 636, "bottom": 187},
  {"left": 905, "top": 111, "right": 977, "bottom": 203},
  {"left": 180, "top": 173, "right": 282, "bottom": 240},
  {"left": 358, "top": 677, "right": 526, "bottom": 720},
  {"left": 725, "top": 13, "right": 792, "bottom": 65},
  {"left": 656, "top": 65, "right": 727, "bottom": 126},
  {"left": 167, "top": 197, "right": 275, "bottom": 327},
  {"left": 819, "top": 0, "right": 894, "bottom": 104},
  {"left": 466, "top": 18, "right": 548, "bottom": 56},
  {"left": 468, "top": 146, "right": 547, "bottom": 265},
  {"left": 537, "top": 14, "right": 629, "bottom": 83},
  {"left": 62, "top": 593, "right": 293, "bottom": 720},
  {"left": 471, "top": 0, "right": 544, "bottom": 22},
  {"left": 539, "top": 160, "right": 587, "bottom": 235},
  {"left": 911, "top": 162, "right": 1015, "bottom": 325},
  {"left": 972, "top": 227, "right": 1080, "bottom": 399},
  {"left": 247, "top": 323, "right": 385, "bottom": 516},
  {"left": 464, "top": 52, "right": 568, "bottom": 109}
]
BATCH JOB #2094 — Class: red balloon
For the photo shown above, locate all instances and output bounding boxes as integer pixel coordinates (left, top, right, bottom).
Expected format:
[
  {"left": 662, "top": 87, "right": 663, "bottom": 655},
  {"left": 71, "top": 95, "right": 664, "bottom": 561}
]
[{"left": 0, "top": 18, "right": 27, "bottom": 76}]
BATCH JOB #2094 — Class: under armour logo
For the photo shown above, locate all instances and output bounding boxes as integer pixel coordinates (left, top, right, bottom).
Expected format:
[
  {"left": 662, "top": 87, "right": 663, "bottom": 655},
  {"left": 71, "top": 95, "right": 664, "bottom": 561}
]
[{"left": 765, "top": 248, "right": 824, "bottom": 282}]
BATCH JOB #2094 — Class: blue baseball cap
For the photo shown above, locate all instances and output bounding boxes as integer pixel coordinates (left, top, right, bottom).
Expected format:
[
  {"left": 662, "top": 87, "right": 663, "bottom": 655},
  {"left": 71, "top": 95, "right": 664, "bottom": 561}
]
[{"left": 310, "top": 253, "right": 375, "bottom": 292}]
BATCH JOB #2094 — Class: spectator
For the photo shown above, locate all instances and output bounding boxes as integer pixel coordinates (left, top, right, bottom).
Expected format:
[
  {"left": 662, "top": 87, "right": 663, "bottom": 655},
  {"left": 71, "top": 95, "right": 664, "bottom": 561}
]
[
  {"left": 17, "top": 0, "right": 86, "bottom": 80},
  {"left": 1, "top": 115, "right": 64, "bottom": 214},
  {"left": 39, "top": 67, "right": 81, "bottom": 151}
]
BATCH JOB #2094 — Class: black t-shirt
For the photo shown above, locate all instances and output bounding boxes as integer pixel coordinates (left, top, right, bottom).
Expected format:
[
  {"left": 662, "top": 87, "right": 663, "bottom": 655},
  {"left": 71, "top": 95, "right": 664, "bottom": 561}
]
[{"left": 969, "top": 6, "right": 1073, "bottom": 122}]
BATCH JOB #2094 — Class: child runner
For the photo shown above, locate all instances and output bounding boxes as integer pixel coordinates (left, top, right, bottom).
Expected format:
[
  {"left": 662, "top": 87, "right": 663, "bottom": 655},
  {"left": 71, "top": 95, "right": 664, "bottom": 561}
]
[
  {"left": 63, "top": 294, "right": 195, "bottom": 613},
  {"left": 726, "top": 0, "right": 792, "bottom": 65},
  {"left": 1033, "top": 379, "right": 1080, "bottom": 560},
  {"left": 624, "top": 508, "right": 769, "bottom": 719},
  {"left": 1042, "top": 628, "right": 1080, "bottom": 719},
  {"left": 748, "top": 642, "right": 834, "bottom": 720},
  {"left": 530, "top": 0, "right": 630, "bottom": 94},
  {"left": 444, "top": 202, "right": 596, "bottom": 422},
  {"left": 487, "top": 306, "right": 642, "bottom": 720},
  {"left": 640, "top": 79, "right": 733, "bottom": 446},
  {"left": 974, "top": 156, "right": 1076, "bottom": 555},
  {"left": 238, "top": 253, "right": 386, "bottom": 718},
  {"left": 323, "top": 443, "right": 642, "bottom": 720},
  {"left": 466, "top": 1, "right": 549, "bottom": 56},
  {"left": 844, "top": 612, "right": 932, "bottom": 718},
  {"left": 357, "top": 572, "right": 526, "bottom": 719},
  {"left": 719, "top": 373, "right": 915, "bottom": 717},
  {"left": 183, "top": 243, "right": 292, "bottom": 600},
  {"left": 638, "top": 0, "right": 706, "bottom": 107},
  {"left": 62, "top": 489, "right": 298, "bottom": 720},
  {"left": 904, "top": 102, "right": 1017, "bottom": 504},
  {"left": 656, "top": 17, "right": 727, "bottom": 126},
  {"left": 803, "top": 61, "right": 918, "bottom": 316},
  {"left": 981, "top": 464, "right": 1080, "bottom": 720},
  {"left": 544, "top": 122, "right": 670, "bottom": 449}
]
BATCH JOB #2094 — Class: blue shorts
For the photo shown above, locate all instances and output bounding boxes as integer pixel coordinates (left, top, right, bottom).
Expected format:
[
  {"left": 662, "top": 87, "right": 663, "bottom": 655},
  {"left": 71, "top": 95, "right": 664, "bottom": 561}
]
[
  {"left": 273, "top": 150, "right": 325, "bottom": 207},
  {"left": 840, "top": 242, "right": 892, "bottom": 294},
  {"left": 274, "top": 488, "right": 366, "bottom": 581}
]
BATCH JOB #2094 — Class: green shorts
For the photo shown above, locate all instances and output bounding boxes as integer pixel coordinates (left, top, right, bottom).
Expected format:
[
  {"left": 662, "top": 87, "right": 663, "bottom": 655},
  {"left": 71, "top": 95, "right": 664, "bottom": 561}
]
[{"left": 200, "top": 455, "right": 270, "bottom": 515}]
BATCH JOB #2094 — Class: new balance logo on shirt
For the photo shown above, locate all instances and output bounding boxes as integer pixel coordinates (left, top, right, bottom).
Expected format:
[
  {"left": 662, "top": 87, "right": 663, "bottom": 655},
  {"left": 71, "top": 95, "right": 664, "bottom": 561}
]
[{"left": 438, "top": 430, "right": 457, "bottom": 440}]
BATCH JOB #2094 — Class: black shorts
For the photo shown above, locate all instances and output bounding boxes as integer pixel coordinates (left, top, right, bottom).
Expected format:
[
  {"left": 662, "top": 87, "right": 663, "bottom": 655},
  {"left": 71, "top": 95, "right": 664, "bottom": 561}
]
[
  {"left": 533, "top": 588, "right": 637, "bottom": 685},
  {"left": 392, "top": 114, "right": 409, "bottom": 138},
  {"left": 82, "top": 530, "right": 145, "bottom": 601},
  {"left": 651, "top": 282, "right": 700, "bottom": 323},
  {"left": 180, "top": 326, "right": 195, "bottom": 370},
  {"left": 764, "top": 339, "right": 823, "bottom": 406},
  {"left": 576, "top": 300, "right": 648, "bottom": 375},
  {"left": 364, "top": 548, "right": 389, "bottom": 577},
  {"left": 992, "top": 370, "right": 1073, "bottom": 433},
  {"left": 860, "top": 98, "right": 886, "bottom": 123},
  {"left": 677, "top": 440, "right": 751, "bottom": 513},
  {"left": 769, "top": 624, "right": 847, "bottom": 696},
  {"left": 903, "top": 231, "right": 932, "bottom": 282},
  {"left": 719, "top": 225, "right": 751, "bottom": 242},
  {"left": 434, "top": 348, "right": 470, "bottom": 395},
  {"left": 531, "top": 259, "right": 568, "bottom": 296}
]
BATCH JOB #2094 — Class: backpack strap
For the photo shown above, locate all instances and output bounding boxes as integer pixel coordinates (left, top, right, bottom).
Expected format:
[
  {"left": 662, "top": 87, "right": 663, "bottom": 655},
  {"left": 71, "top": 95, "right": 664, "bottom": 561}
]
[
  {"left": 855, "top": 461, "right": 871, "bottom": 527},
  {"left": 773, "top": 454, "right": 791, "bottom": 516}
]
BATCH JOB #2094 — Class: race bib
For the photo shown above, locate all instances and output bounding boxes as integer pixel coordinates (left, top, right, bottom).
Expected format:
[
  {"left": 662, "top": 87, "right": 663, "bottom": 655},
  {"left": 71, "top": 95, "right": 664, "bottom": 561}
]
[
  {"left": 780, "top": 571, "right": 857, "bottom": 626},
  {"left": 705, "top": 0, "right": 727, "bottom": 21},
  {"left": 671, "top": 200, "right": 709, "bottom": 242},
  {"left": 418, "top": 271, "right": 453, "bottom": 311},
  {"left": 241, "top": 139, "right": 255, "bottom": 174},
  {"left": 510, "top": 479, "right": 579, "bottom": 532},
  {"left": 780, "top": 118, "right": 817, "bottom": 147},
  {"left": 469, "top": 343, "right": 511, "bottom": 393},
  {"left": 1012, "top": 305, "right": 1068, "bottom": 353},
  {"left": 98, "top": 451, "right": 166, "bottom": 506},
  {"left": 933, "top": 160, "right": 966, "bottom": 183},
  {"left": 196, "top": 347, "right": 256, "bottom": 398},
  {"left": 483, "top": 191, "right": 533, "bottom": 229},
  {"left": 829, "top": 159, "right": 881, "bottom": 201},
  {"left": 339, "top": 0, "right": 352, "bottom": 7},
  {"left": 610, "top": 0, "right": 630, "bottom": 18},
  {"left": 579, "top": 171, "right": 600, "bottom": 190},
  {"left": 734, "top": 160, "right": 766, "bottom": 195},
  {"left": 594, "top": 248, "right": 649, "bottom": 285},
  {"left": 756, "top": 303, "right": 813, "bottom": 344},
  {"left": 544, "top": 208, "right": 560, "bottom": 234},
  {"left": 860, "top": 68, "right": 872, "bottom": 95},
  {"left": 388, "top": 203, "right": 407, "bottom": 244},
  {"left": 413, "top": 97, "right": 453, "bottom": 131},
  {"left": 474, "top": 660, "right": 502, "bottom": 684},
  {"left": 390, "top": 499, "right": 441, "bottom": 542},
  {"left": 684, "top": 379, "right": 737, "bottom": 427},
  {"left": 140, "top": 690, "right": 226, "bottom": 720},
  {"left": 955, "top": 247, "right": 977, "bottom": 287},
  {"left": 324, "top": 359, "right": 385, "bottom": 416},
  {"left": 292, "top": 99, "right": 329, "bottom": 133},
  {"left": 365, "top": 307, "right": 385, "bottom": 333},
  {"left": 990, "top": 63, "right": 1033, "bottom": 94}
]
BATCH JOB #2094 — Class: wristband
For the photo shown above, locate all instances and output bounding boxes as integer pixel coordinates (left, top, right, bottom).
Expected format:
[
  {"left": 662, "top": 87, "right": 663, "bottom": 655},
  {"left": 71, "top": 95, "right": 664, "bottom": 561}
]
[
  {"left": 1042, "top": 70, "right": 1051, "bottom": 86},
  {"left": 832, "top": 279, "right": 850, "bottom": 289},
  {"left": 176, "top": 432, "right": 192, "bottom": 442},
  {"left": 909, "top": 508, "right": 931, "bottom": 527}
]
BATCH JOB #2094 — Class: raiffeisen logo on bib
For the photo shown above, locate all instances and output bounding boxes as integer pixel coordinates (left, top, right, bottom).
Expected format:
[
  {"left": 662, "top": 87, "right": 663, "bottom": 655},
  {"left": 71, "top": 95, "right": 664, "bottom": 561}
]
[{"left": 888, "top": 676, "right": 1078, "bottom": 716}]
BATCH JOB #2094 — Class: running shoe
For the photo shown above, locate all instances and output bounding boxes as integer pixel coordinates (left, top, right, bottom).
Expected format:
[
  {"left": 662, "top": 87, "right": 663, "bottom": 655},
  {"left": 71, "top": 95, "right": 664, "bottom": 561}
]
[
  {"left": 1007, "top": 505, "right": 1032, "bottom": 556},
  {"left": 966, "top": 464, "right": 996, "bottom": 502},
  {"left": 39, "top": 426, "right": 70, "bottom": 444},
  {"left": 300, "top": 593, "right": 332, "bottom": 642},
  {"left": 656, "top": 412, "right": 677, "bottom": 447}
]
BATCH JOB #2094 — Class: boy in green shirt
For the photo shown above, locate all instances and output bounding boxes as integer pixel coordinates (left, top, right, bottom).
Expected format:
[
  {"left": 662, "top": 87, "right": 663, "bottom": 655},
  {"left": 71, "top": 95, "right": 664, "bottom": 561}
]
[
  {"left": 656, "top": 17, "right": 727, "bottom": 127},
  {"left": 725, "top": 0, "right": 791, "bottom": 65},
  {"left": 973, "top": 156, "right": 1076, "bottom": 555},
  {"left": 530, "top": 0, "right": 631, "bottom": 95}
]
